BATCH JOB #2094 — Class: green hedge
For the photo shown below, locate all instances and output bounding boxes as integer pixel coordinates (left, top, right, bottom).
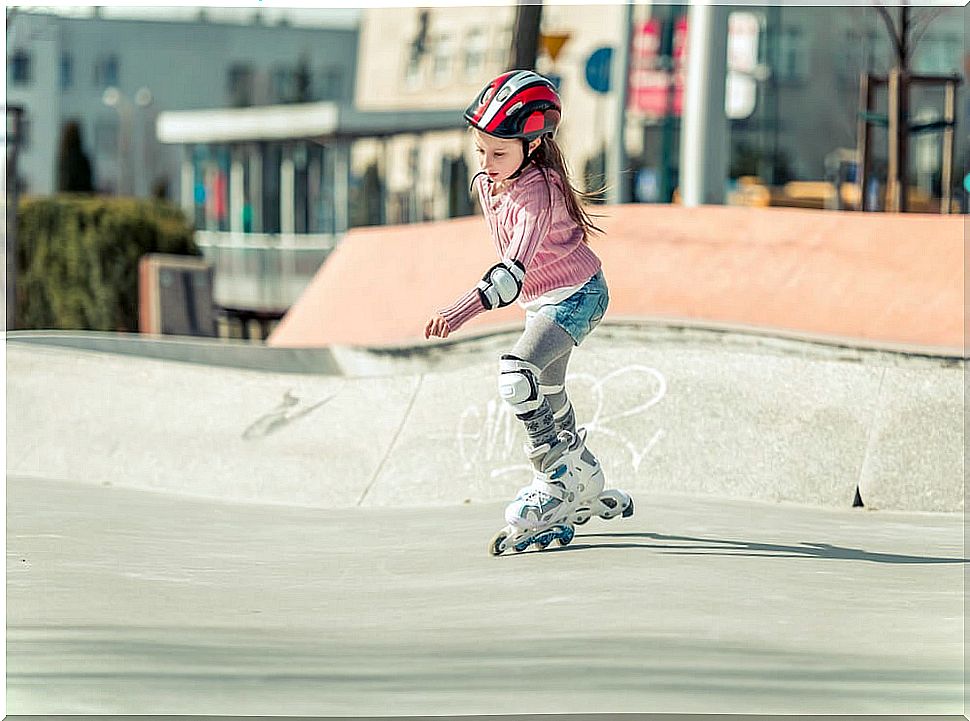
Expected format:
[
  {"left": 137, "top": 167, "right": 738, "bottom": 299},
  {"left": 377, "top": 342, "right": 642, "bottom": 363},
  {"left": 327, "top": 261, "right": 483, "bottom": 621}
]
[{"left": 14, "top": 195, "right": 200, "bottom": 332}]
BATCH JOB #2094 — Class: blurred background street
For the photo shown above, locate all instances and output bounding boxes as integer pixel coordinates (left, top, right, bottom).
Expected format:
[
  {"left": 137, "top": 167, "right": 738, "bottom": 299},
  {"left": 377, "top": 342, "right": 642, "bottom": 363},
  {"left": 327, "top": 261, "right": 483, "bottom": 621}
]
[{"left": 5, "top": 2, "right": 968, "bottom": 340}]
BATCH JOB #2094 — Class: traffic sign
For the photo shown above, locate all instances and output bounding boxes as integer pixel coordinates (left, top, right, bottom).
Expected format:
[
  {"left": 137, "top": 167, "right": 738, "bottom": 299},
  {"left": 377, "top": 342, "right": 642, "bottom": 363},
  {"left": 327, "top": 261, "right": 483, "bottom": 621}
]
[
  {"left": 585, "top": 46, "right": 613, "bottom": 94},
  {"left": 540, "top": 32, "right": 571, "bottom": 63}
]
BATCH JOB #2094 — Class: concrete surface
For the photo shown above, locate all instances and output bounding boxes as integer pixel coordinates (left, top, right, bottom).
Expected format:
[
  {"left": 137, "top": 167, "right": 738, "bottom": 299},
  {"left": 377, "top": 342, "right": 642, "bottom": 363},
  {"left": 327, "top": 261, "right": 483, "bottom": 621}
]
[
  {"left": 6, "top": 329, "right": 966, "bottom": 715},
  {"left": 7, "top": 475, "right": 965, "bottom": 716},
  {"left": 7, "top": 326, "right": 964, "bottom": 511}
]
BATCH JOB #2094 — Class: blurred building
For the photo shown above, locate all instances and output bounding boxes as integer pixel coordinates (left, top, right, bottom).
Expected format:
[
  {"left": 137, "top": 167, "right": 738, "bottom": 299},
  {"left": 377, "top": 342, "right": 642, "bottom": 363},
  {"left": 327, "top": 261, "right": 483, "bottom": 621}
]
[
  {"left": 354, "top": 4, "right": 966, "bottom": 211},
  {"left": 353, "top": 4, "right": 632, "bottom": 222},
  {"left": 8, "top": 5, "right": 965, "bottom": 335},
  {"left": 6, "top": 8, "right": 359, "bottom": 198},
  {"left": 632, "top": 4, "right": 967, "bottom": 207},
  {"left": 6, "top": 7, "right": 362, "bottom": 322}
]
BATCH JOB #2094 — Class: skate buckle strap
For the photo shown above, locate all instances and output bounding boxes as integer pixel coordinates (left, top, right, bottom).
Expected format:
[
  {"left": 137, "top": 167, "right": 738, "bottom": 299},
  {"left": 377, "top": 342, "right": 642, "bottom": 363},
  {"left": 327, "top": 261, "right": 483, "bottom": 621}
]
[
  {"left": 532, "top": 476, "right": 567, "bottom": 500},
  {"left": 552, "top": 400, "right": 573, "bottom": 420}
]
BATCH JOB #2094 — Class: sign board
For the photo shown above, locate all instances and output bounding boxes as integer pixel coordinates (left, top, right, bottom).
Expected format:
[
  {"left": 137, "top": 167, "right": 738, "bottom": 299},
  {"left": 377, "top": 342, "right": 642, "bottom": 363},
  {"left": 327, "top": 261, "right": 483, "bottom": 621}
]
[
  {"left": 725, "top": 12, "right": 759, "bottom": 120},
  {"left": 139, "top": 254, "right": 217, "bottom": 337},
  {"left": 540, "top": 32, "right": 571, "bottom": 63},
  {"left": 627, "top": 17, "right": 686, "bottom": 118},
  {"left": 584, "top": 46, "right": 613, "bottom": 94},
  {"left": 628, "top": 13, "right": 760, "bottom": 120}
]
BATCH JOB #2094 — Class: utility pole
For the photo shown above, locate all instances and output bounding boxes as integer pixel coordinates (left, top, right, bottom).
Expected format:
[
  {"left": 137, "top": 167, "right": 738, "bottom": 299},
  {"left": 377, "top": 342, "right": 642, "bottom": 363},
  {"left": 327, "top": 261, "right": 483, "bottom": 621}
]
[
  {"left": 509, "top": 1, "right": 542, "bottom": 70},
  {"left": 606, "top": 3, "right": 633, "bottom": 204},
  {"left": 679, "top": 3, "right": 730, "bottom": 206}
]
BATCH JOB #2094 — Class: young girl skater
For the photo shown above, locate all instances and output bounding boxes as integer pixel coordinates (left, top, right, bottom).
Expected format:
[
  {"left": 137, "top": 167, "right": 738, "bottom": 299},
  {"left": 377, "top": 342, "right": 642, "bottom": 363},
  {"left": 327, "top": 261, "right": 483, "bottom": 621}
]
[{"left": 424, "top": 70, "right": 633, "bottom": 555}]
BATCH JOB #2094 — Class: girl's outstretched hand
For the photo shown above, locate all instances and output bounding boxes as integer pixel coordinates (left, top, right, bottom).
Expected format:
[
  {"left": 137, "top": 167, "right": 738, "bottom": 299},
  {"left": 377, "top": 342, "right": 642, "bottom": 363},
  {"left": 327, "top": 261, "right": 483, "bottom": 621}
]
[{"left": 424, "top": 313, "right": 451, "bottom": 339}]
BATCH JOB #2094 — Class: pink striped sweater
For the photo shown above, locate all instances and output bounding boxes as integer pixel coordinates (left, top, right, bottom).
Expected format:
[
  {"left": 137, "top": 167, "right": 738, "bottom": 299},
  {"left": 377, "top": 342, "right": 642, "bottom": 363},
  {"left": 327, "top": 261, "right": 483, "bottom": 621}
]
[{"left": 438, "top": 164, "right": 602, "bottom": 332}]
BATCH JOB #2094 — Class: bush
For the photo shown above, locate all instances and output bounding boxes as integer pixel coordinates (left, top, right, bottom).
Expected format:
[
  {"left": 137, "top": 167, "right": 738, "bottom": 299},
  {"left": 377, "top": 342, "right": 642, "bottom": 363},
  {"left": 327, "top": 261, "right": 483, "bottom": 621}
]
[{"left": 14, "top": 195, "right": 199, "bottom": 332}]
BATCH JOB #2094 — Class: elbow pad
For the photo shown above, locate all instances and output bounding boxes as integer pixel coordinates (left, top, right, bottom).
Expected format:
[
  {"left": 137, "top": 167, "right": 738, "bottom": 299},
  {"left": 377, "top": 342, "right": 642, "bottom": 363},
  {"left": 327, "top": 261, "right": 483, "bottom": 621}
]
[{"left": 476, "top": 259, "right": 526, "bottom": 310}]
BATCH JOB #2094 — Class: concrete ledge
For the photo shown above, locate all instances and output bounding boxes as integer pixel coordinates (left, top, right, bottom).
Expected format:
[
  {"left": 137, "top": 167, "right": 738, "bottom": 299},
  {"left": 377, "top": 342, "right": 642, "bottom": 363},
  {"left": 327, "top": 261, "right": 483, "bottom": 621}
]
[{"left": 7, "top": 330, "right": 345, "bottom": 375}]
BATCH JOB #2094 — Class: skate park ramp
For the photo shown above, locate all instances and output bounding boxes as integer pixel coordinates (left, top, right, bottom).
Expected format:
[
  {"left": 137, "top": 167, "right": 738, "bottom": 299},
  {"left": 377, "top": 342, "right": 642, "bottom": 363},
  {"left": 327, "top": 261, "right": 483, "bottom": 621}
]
[
  {"left": 268, "top": 204, "right": 964, "bottom": 353},
  {"left": 7, "top": 322, "right": 964, "bottom": 513}
]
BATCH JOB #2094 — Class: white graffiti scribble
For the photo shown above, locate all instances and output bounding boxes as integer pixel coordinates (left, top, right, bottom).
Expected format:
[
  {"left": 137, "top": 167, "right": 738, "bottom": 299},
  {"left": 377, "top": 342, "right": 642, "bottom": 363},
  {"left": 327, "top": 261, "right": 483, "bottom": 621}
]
[{"left": 456, "top": 365, "right": 667, "bottom": 480}]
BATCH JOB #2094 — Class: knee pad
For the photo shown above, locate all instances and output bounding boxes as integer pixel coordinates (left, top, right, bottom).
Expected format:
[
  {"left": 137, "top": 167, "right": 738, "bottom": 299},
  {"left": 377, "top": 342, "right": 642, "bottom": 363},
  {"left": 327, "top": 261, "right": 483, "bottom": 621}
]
[{"left": 498, "top": 354, "right": 543, "bottom": 416}]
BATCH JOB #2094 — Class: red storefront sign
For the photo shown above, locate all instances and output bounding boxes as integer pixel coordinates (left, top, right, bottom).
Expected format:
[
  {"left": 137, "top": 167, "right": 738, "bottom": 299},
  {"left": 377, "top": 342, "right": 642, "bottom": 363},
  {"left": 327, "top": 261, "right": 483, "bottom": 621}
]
[{"left": 627, "top": 16, "right": 687, "bottom": 118}]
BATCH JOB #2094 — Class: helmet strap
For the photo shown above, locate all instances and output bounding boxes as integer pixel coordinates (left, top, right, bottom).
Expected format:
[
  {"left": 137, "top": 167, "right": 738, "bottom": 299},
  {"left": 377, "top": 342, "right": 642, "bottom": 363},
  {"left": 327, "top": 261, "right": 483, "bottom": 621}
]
[
  {"left": 469, "top": 170, "right": 489, "bottom": 192},
  {"left": 508, "top": 139, "right": 534, "bottom": 180}
]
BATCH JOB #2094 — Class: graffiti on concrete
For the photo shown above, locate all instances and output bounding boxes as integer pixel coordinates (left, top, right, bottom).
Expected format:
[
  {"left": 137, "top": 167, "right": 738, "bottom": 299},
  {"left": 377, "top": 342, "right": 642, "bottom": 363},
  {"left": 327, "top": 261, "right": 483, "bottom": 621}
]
[
  {"left": 242, "top": 390, "right": 334, "bottom": 440},
  {"left": 457, "top": 365, "right": 667, "bottom": 480}
]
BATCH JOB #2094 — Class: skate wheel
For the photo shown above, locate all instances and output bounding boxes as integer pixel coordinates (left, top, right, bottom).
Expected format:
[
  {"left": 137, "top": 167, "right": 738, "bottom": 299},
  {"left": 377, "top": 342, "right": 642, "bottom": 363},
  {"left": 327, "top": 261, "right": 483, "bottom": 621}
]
[
  {"left": 557, "top": 525, "right": 575, "bottom": 547},
  {"left": 535, "top": 535, "right": 552, "bottom": 550},
  {"left": 622, "top": 497, "right": 635, "bottom": 518},
  {"left": 489, "top": 530, "right": 509, "bottom": 557},
  {"left": 513, "top": 537, "right": 532, "bottom": 553}
]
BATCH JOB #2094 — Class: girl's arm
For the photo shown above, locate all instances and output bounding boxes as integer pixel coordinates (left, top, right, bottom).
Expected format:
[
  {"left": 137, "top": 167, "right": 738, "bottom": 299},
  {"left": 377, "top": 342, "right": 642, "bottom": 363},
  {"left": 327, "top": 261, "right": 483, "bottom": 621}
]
[{"left": 435, "top": 183, "right": 552, "bottom": 334}]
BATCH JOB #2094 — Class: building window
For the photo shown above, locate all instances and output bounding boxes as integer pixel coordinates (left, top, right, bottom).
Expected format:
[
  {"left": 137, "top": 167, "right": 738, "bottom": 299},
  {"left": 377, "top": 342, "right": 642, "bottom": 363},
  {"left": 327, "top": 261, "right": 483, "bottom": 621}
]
[
  {"left": 837, "top": 29, "right": 892, "bottom": 85},
  {"left": 271, "top": 66, "right": 297, "bottom": 103},
  {"left": 95, "top": 55, "right": 119, "bottom": 88},
  {"left": 227, "top": 64, "right": 254, "bottom": 107},
  {"left": 775, "top": 26, "right": 808, "bottom": 84},
  {"left": 464, "top": 28, "right": 487, "bottom": 80},
  {"left": 317, "top": 65, "right": 343, "bottom": 100},
  {"left": 60, "top": 53, "right": 74, "bottom": 89},
  {"left": 913, "top": 35, "right": 962, "bottom": 74},
  {"left": 10, "top": 50, "right": 31, "bottom": 86},
  {"left": 491, "top": 26, "right": 513, "bottom": 67},
  {"left": 404, "top": 45, "right": 424, "bottom": 89},
  {"left": 404, "top": 9, "right": 430, "bottom": 90},
  {"left": 432, "top": 33, "right": 455, "bottom": 86}
]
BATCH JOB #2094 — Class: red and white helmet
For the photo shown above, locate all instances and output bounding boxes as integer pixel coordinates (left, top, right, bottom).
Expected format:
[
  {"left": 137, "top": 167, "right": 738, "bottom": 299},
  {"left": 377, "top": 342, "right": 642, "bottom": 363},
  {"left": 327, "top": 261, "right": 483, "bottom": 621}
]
[{"left": 464, "top": 70, "right": 561, "bottom": 141}]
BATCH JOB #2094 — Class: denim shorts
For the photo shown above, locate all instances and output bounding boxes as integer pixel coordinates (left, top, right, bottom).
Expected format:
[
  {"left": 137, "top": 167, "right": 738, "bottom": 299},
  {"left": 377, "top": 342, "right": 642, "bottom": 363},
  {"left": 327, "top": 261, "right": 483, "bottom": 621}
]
[{"left": 526, "top": 270, "right": 609, "bottom": 346}]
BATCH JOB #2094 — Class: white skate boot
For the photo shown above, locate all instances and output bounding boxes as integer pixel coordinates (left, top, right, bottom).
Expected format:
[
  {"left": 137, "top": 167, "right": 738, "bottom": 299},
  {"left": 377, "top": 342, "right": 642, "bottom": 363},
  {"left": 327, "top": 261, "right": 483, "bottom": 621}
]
[
  {"left": 489, "top": 434, "right": 580, "bottom": 556},
  {"left": 565, "top": 427, "right": 635, "bottom": 526}
]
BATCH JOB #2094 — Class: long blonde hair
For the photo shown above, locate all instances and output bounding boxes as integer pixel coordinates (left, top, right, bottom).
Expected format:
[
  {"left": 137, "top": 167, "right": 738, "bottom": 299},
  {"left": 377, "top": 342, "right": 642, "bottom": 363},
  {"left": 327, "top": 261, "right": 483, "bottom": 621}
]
[
  {"left": 469, "top": 129, "right": 606, "bottom": 242},
  {"left": 531, "top": 134, "right": 605, "bottom": 242}
]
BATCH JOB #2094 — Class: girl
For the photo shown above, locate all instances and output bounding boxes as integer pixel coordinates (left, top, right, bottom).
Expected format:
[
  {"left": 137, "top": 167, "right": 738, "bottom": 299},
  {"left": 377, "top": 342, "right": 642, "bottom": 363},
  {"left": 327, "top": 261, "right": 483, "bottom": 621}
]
[{"left": 424, "top": 70, "right": 633, "bottom": 554}]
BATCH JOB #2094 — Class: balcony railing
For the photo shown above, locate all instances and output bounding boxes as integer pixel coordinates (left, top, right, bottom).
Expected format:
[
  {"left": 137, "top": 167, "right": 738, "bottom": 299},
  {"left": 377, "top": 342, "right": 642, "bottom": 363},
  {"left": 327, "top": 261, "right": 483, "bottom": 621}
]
[{"left": 194, "top": 231, "right": 340, "bottom": 312}]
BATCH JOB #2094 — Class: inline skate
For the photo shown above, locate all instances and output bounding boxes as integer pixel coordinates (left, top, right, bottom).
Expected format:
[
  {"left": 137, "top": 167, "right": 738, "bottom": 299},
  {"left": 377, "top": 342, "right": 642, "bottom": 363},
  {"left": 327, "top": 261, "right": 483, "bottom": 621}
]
[
  {"left": 565, "top": 427, "right": 635, "bottom": 526},
  {"left": 489, "top": 433, "right": 580, "bottom": 556}
]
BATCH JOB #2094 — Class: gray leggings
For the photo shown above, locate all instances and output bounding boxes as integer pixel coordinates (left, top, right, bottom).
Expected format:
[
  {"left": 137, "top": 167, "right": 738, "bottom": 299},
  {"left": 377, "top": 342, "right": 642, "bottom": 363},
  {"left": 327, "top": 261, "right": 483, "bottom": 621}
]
[{"left": 505, "top": 313, "right": 578, "bottom": 450}]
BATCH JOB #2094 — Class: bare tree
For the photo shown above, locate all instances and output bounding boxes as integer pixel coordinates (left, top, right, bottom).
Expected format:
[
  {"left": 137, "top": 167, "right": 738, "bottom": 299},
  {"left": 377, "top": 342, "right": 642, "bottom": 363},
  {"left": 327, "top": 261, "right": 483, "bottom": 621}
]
[{"left": 871, "top": 1, "right": 950, "bottom": 211}]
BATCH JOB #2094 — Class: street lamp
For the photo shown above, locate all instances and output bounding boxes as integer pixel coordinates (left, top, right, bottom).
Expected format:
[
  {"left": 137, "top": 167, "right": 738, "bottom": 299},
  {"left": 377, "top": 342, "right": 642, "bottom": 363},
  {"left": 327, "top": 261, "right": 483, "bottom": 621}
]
[
  {"left": 133, "top": 87, "right": 156, "bottom": 196},
  {"left": 102, "top": 85, "right": 152, "bottom": 195}
]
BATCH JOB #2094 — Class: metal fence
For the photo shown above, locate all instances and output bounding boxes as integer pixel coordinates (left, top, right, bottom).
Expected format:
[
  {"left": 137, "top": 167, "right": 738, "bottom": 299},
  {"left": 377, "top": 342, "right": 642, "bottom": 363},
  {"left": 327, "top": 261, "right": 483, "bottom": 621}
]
[{"left": 194, "top": 230, "right": 339, "bottom": 312}]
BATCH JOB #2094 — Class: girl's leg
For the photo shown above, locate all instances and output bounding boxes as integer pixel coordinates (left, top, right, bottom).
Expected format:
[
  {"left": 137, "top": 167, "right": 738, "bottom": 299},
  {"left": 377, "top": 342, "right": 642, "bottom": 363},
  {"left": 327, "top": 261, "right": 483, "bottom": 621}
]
[
  {"left": 538, "top": 352, "right": 576, "bottom": 438},
  {"left": 501, "top": 313, "right": 574, "bottom": 454}
]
